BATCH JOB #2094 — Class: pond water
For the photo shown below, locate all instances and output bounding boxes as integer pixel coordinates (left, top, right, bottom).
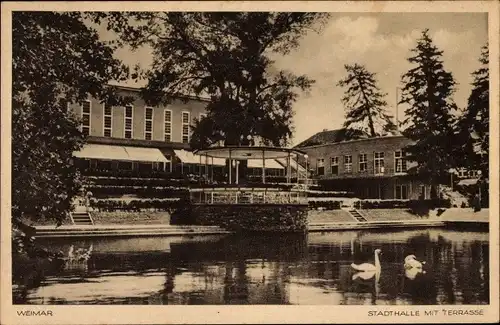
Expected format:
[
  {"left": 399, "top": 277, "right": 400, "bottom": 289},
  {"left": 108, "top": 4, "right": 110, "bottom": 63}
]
[{"left": 14, "top": 228, "right": 489, "bottom": 305}]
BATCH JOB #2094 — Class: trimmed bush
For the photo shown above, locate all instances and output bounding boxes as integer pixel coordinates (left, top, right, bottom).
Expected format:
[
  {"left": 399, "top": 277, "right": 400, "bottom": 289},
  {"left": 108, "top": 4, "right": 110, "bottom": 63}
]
[
  {"left": 80, "top": 168, "right": 179, "bottom": 179},
  {"left": 308, "top": 200, "right": 342, "bottom": 210},
  {"left": 91, "top": 211, "right": 171, "bottom": 225},
  {"left": 87, "top": 186, "right": 189, "bottom": 198},
  {"left": 88, "top": 176, "right": 188, "bottom": 187},
  {"left": 307, "top": 191, "right": 355, "bottom": 198},
  {"left": 90, "top": 199, "right": 185, "bottom": 212},
  {"left": 353, "top": 199, "right": 451, "bottom": 210}
]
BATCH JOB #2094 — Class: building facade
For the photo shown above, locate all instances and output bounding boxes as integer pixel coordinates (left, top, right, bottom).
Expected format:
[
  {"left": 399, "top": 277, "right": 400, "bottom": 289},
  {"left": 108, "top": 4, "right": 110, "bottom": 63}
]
[
  {"left": 69, "top": 85, "right": 284, "bottom": 178},
  {"left": 298, "top": 132, "right": 431, "bottom": 200},
  {"left": 69, "top": 85, "right": 209, "bottom": 144}
]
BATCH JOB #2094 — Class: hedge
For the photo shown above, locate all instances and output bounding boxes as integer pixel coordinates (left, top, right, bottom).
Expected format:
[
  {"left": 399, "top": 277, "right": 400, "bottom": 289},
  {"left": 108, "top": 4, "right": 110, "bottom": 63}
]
[
  {"left": 90, "top": 199, "right": 186, "bottom": 212},
  {"left": 88, "top": 177, "right": 188, "bottom": 188},
  {"left": 353, "top": 199, "right": 451, "bottom": 209},
  {"left": 81, "top": 168, "right": 178, "bottom": 179},
  {"left": 308, "top": 200, "right": 342, "bottom": 210},
  {"left": 307, "top": 191, "right": 356, "bottom": 198},
  {"left": 87, "top": 186, "right": 189, "bottom": 198}
]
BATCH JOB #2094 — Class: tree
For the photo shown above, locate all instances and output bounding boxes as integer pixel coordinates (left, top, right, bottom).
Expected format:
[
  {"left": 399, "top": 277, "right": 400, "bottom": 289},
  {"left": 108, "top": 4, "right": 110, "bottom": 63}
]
[
  {"left": 337, "top": 64, "right": 396, "bottom": 137},
  {"left": 12, "top": 11, "right": 129, "bottom": 231},
  {"left": 399, "top": 29, "right": 458, "bottom": 198},
  {"left": 455, "top": 44, "right": 489, "bottom": 176},
  {"left": 102, "top": 12, "right": 328, "bottom": 148}
]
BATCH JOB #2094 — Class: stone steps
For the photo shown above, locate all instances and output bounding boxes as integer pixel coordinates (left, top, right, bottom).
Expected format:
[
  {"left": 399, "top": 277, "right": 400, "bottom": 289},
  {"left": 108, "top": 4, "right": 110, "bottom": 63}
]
[
  {"left": 71, "top": 211, "right": 94, "bottom": 225},
  {"left": 34, "top": 225, "right": 230, "bottom": 238},
  {"left": 347, "top": 209, "right": 367, "bottom": 222},
  {"left": 308, "top": 219, "right": 445, "bottom": 231}
]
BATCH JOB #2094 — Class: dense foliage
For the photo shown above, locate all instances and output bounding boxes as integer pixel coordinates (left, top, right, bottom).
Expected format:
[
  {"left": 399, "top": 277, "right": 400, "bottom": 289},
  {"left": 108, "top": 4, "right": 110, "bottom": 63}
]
[
  {"left": 454, "top": 44, "right": 489, "bottom": 177},
  {"left": 12, "top": 12, "right": 129, "bottom": 227},
  {"left": 337, "top": 64, "right": 397, "bottom": 136},
  {"left": 353, "top": 199, "right": 451, "bottom": 210},
  {"left": 97, "top": 12, "right": 329, "bottom": 148},
  {"left": 399, "top": 30, "right": 458, "bottom": 197}
]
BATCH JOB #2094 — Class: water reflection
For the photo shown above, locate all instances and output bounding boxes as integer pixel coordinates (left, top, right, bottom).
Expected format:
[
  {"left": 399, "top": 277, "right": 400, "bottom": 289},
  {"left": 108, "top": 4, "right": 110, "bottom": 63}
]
[{"left": 16, "top": 229, "right": 489, "bottom": 305}]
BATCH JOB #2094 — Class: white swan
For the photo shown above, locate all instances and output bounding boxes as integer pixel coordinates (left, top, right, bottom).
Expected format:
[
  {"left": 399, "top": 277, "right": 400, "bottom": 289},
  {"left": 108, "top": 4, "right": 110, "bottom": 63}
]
[
  {"left": 351, "top": 249, "right": 382, "bottom": 272},
  {"left": 404, "top": 267, "right": 426, "bottom": 280},
  {"left": 352, "top": 270, "right": 376, "bottom": 281},
  {"left": 404, "top": 255, "right": 426, "bottom": 269}
]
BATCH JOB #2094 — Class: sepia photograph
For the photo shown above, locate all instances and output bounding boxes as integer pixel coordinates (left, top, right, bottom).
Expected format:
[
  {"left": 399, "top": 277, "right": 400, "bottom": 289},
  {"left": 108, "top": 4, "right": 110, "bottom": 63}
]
[{"left": 1, "top": 1, "right": 499, "bottom": 324}]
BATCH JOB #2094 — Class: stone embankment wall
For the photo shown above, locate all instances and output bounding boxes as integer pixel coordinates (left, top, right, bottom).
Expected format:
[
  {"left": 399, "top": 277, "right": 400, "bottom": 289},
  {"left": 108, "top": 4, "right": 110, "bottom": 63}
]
[{"left": 189, "top": 204, "right": 309, "bottom": 232}]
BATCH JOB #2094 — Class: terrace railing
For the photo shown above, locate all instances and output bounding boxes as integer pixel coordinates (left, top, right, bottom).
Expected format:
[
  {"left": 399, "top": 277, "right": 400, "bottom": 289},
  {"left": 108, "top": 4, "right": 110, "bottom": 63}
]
[{"left": 190, "top": 186, "right": 308, "bottom": 205}]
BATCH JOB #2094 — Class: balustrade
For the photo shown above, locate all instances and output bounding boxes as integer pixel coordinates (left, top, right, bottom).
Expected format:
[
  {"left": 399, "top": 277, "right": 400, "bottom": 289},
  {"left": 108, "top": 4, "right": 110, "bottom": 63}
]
[{"left": 190, "top": 187, "right": 307, "bottom": 205}]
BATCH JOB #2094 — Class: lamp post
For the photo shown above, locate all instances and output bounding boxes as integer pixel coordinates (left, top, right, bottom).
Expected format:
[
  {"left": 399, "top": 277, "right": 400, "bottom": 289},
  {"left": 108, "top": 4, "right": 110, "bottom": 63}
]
[
  {"left": 304, "top": 154, "right": 309, "bottom": 189},
  {"left": 379, "top": 166, "right": 385, "bottom": 199}
]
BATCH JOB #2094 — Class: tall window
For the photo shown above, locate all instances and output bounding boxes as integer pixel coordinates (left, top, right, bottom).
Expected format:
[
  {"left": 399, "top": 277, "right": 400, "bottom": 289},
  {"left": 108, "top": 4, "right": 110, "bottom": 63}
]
[
  {"left": 359, "top": 154, "right": 367, "bottom": 172},
  {"left": 395, "top": 184, "right": 408, "bottom": 199},
  {"left": 144, "top": 107, "right": 153, "bottom": 140},
  {"left": 344, "top": 155, "right": 352, "bottom": 173},
  {"left": 81, "top": 100, "right": 91, "bottom": 135},
  {"left": 374, "top": 152, "right": 384, "bottom": 174},
  {"left": 395, "top": 150, "right": 407, "bottom": 173},
  {"left": 125, "top": 105, "right": 133, "bottom": 139},
  {"left": 103, "top": 104, "right": 112, "bottom": 137},
  {"left": 331, "top": 157, "right": 339, "bottom": 175},
  {"left": 181, "top": 111, "right": 190, "bottom": 144},
  {"left": 317, "top": 158, "right": 325, "bottom": 176},
  {"left": 164, "top": 109, "right": 172, "bottom": 142}
]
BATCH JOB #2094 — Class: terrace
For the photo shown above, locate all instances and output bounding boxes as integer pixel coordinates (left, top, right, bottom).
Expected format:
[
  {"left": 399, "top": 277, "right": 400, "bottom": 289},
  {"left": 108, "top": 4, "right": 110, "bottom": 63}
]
[{"left": 191, "top": 146, "right": 310, "bottom": 206}]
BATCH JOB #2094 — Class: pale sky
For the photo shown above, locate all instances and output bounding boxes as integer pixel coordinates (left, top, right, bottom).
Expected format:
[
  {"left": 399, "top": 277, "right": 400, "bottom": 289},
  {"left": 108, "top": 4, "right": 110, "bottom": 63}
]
[{"left": 101, "top": 13, "right": 488, "bottom": 146}]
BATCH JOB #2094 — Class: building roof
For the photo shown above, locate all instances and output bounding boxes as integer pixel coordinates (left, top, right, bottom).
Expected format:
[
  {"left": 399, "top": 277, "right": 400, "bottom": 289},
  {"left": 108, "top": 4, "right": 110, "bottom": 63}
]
[
  {"left": 108, "top": 83, "right": 211, "bottom": 103},
  {"left": 294, "top": 128, "right": 369, "bottom": 148}
]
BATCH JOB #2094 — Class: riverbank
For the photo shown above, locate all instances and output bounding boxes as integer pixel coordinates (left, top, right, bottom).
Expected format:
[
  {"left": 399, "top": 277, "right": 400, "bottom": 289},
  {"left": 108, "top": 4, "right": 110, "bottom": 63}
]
[{"left": 32, "top": 208, "right": 489, "bottom": 238}]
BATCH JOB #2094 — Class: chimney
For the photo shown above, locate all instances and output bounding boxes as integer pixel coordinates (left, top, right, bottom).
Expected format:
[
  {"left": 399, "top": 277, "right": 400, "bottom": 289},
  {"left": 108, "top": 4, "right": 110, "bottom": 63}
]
[{"left": 322, "top": 128, "right": 328, "bottom": 132}]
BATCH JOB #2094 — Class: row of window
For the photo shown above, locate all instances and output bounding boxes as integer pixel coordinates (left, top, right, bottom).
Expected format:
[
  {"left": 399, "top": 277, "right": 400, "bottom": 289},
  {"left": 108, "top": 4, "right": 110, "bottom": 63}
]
[
  {"left": 80, "top": 101, "right": 207, "bottom": 144},
  {"left": 316, "top": 151, "right": 407, "bottom": 176}
]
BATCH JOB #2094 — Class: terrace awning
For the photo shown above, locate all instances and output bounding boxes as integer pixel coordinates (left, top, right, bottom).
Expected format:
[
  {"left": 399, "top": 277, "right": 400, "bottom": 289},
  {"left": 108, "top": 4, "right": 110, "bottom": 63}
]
[
  {"left": 73, "top": 144, "right": 170, "bottom": 163},
  {"left": 173, "top": 149, "right": 226, "bottom": 166}
]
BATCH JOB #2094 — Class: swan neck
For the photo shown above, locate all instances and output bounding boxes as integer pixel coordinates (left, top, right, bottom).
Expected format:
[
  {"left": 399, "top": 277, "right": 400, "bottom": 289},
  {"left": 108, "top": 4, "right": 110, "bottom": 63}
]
[{"left": 374, "top": 252, "right": 381, "bottom": 269}]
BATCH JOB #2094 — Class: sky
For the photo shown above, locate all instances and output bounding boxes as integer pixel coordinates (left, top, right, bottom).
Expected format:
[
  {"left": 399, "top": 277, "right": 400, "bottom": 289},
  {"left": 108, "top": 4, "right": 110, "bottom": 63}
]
[{"left": 102, "top": 12, "right": 488, "bottom": 146}]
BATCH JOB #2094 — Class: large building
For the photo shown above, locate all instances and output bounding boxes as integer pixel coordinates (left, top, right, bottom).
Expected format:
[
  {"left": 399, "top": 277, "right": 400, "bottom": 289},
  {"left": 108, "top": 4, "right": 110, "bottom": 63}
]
[
  {"left": 296, "top": 129, "right": 432, "bottom": 200},
  {"left": 69, "top": 85, "right": 285, "bottom": 180}
]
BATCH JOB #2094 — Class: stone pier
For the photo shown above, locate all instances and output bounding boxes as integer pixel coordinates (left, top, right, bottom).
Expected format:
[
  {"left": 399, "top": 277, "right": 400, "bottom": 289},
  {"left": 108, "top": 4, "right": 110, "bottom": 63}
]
[{"left": 190, "top": 203, "right": 309, "bottom": 233}]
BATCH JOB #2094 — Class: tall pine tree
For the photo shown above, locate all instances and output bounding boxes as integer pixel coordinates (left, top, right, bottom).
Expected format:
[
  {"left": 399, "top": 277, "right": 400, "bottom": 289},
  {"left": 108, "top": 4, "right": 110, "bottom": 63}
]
[
  {"left": 455, "top": 44, "right": 489, "bottom": 176},
  {"left": 337, "top": 64, "right": 396, "bottom": 137},
  {"left": 400, "top": 29, "right": 458, "bottom": 198}
]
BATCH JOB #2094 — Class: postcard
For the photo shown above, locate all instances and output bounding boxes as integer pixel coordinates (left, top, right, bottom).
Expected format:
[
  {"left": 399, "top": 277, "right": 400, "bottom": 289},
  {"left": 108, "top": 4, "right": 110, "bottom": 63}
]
[{"left": 1, "top": 1, "right": 498, "bottom": 324}]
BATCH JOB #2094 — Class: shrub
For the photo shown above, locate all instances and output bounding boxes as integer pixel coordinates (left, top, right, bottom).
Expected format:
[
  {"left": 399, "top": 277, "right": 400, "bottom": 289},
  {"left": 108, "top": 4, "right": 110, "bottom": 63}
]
[
  {"left": 89, "top": 199, "right": 185, "bottom": 212},
  {"left": 87, "top": 186, "right": 189, "bottom": 198},
  {"left": 88, "top": 176, "right": 188, "bottom": 187},
  {"left": 308, "top": 200, "right": 342, "bottom": 210},
  {"left": 307, "top": 191, "right": 355, "bottom": 198},
  {"left": 354, "top": 199, "right": 451, "bottom": 210}
]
